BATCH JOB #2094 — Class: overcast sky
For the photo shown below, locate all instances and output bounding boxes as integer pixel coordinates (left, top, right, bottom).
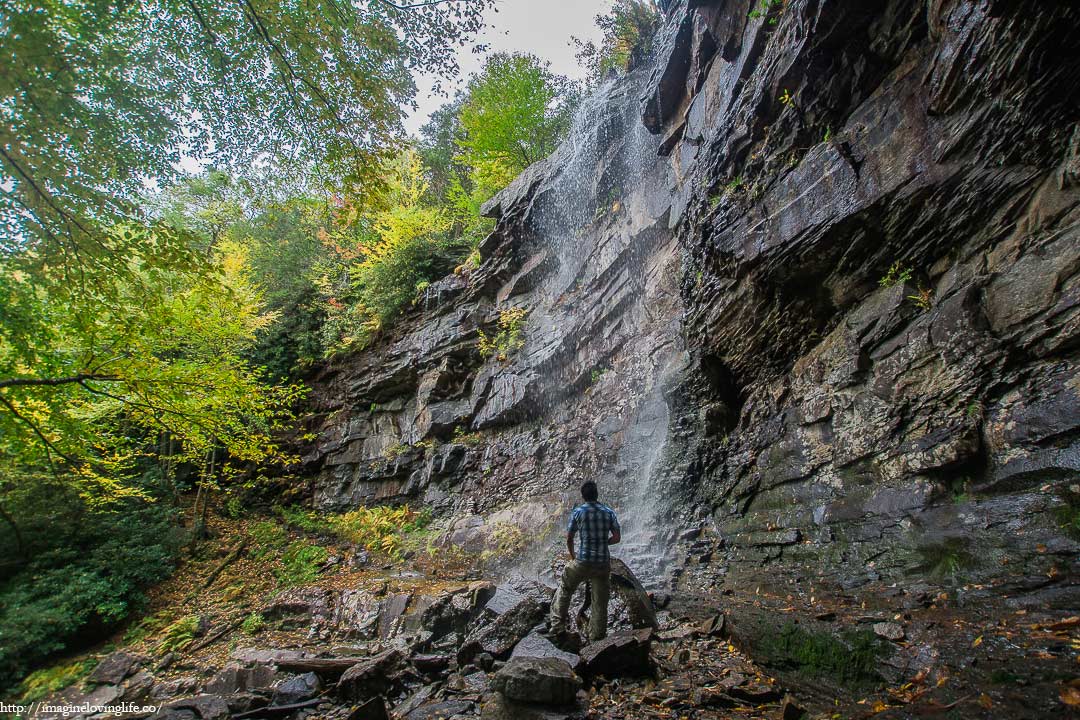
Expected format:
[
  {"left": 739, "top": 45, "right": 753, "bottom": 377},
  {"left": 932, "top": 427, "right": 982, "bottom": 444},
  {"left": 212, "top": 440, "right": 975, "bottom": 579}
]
[{"left": 402, "top": 0, "right": 613, "bottom": 136}]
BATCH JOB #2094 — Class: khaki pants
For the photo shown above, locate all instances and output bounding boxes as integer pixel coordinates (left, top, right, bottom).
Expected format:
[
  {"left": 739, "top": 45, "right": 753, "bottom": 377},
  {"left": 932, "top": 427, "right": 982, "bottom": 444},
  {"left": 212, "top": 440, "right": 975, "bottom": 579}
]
[{"left": 551, "top": 560, "right": 610, "bottom": 641}]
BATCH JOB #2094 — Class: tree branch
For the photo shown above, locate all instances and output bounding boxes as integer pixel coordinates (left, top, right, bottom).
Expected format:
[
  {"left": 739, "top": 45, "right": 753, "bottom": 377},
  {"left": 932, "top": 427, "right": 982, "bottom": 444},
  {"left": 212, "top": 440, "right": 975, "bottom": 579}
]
[{"left": 0, "top": 373, "right": 120, "bottom": 390}]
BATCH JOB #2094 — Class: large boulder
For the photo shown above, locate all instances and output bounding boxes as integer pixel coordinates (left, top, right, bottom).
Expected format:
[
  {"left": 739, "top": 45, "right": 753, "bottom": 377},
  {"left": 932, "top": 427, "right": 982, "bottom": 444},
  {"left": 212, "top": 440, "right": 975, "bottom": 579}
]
[
  {"left": 87, "top": 651, "right": 146, "bottom": 685},
  {"left": 150, "top": 695, "right": 231, "bottom": 720},
  {"left": 511, "top": 632, "right": 581, "bottom": 671},
  {"left": 458, "top": 595, "right": 547, "bottom": 665},
  {"left": 579, "top": 629, "right": 653, "bottom": 678},
  {"left": 337, "top": 648, "right": 406, "bottom": 700},
  {"left": 490, "top": 657, "right": 581, "bottom": 705}
]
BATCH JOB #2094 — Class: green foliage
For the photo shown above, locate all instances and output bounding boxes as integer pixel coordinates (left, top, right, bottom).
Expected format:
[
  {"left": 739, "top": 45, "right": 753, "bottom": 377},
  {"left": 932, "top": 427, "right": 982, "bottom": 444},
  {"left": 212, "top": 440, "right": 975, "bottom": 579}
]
[
  {"left": 453, "top": 426, "right": 483, "bottom": 447},
  {"left": 248, "top": 521, "right": 288, "bottom": 559},
  {"left": 326, "top": 505, "right": 423, "bottom": 557},
  {"left": 17, "top": 658, "right": 97, "bottom": 703},
  {"left": 1053, "top": 489, "right": 1080, "bottom": 541},
  {"left": 908, "top": 285, "right": 933, "bottom": 310},
  {"left": 573, "top": 0, "right": 663, "bottom": 85},
  {"left": 878, "top": 261, "right": 913, "bottom": 288},
  {"left": 915, "top": 538, "right": 977, "bottom": 579},
  {"left": 241, "top": 612, "right": 265, "bottom": 636},
  {"left": 756, "top": 622, "right": 885, "bottom": 687},
  {"left": 478, "top": 308, "right": 529, "bottom": 361},
  {"left": 457, "top": 53, "right": 579, "bottom": 173},
  {"left": 157, "top": 615, "right": 201, "bottom": 654},
  {"left": 2, "top": 0, "right": 493, "bottom": 261},
  {"left": 480, "top": 521, "right": 525, "bottom": 561},
  {"left": 123, "top": 610, "right": 174, "bottom": 645},
  {"left": 276, "top": 542, "right": 329, "bottom": 587},
  {"left": 749, "top": 0, "right": 785, "bottom": 23},
  {"left": 0, "top": 485, "right": 182, "bottom": 693},
  {"left": 276, "top": 505, "right": 329, "bottom": 534}
]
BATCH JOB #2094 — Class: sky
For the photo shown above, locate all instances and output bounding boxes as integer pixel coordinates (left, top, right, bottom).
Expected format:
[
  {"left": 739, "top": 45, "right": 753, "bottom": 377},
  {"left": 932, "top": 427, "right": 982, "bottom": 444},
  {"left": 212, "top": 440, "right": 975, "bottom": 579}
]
[{"left": 401, "top": 0, "right": 613, "bottom": 137}]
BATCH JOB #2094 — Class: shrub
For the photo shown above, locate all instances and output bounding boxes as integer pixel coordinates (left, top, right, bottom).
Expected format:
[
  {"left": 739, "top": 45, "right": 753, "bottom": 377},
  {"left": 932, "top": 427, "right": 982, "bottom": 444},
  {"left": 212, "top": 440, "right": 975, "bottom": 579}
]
[
  {"left": 241, "top": 612, "right": 265, "bottom": 635},
  {"left": 0, "top": 489, "right": 182, "bottom": 693},
  {"left": 326, "top": 505, "right": 422, "bottom": 557},
  {"left": 478, "top": 307, "right": 528, "bottom": 361}
]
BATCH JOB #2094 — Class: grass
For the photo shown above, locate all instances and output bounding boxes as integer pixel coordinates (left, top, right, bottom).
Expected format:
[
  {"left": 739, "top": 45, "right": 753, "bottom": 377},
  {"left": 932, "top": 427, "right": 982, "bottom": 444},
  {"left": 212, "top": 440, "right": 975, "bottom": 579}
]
[{"left": 756, "top": 621, "right": 885, "bottom": 687}]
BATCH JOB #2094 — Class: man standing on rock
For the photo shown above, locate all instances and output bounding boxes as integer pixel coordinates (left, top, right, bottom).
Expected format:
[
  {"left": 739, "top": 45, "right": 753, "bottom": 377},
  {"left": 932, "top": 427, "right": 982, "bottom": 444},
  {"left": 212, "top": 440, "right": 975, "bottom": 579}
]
[{"left": 550, "top": 480, "right": 621, "bottom": 643}]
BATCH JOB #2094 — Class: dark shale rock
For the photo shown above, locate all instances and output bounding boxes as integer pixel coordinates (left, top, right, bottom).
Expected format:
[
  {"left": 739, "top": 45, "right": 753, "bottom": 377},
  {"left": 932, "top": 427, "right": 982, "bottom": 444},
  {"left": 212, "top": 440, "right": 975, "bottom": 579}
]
[
  {"left": 579, "top": 629, "right": 653, "bottom": 678},
  {"left": 459, "top": 596, "right": 547, "bottom": 665},
  {"left": 296, "top": 0, "right": 1080, "bottom": 701},
  {"left": 511, "top": 632, "right": 581, "bottom": 670},
  {"left": 151, "top": 695, "right": 231, "bottom": 720},
  {"left": 336, "top": 648, "right": 405, "bottom": 700},
  {"left": 87, "top": 651, "right": 145, "bottom": 685},
  {"left": 270, "top": 672, "right": 321, "bottom": 705},
  {"left": 491, "top": 657, "right": 581, "bottom": 705}
]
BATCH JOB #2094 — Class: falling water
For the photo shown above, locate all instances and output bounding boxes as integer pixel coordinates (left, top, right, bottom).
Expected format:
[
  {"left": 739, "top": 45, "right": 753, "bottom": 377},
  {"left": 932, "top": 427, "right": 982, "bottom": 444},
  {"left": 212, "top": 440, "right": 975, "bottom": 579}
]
[{"left": 496, "top": 56, "right": 688, "bottom": 590}]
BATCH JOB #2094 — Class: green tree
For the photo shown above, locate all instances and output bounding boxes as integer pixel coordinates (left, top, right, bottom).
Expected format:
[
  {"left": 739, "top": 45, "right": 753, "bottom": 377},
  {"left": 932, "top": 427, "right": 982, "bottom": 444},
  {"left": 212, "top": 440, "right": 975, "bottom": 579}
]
[
  {"left": 573, "top": 0, "right": 663, "bottom": 86},
  {"left": 1, "top": 0, "right": 493, "bottom": 261},
  {"left": 456, "top": 52, "right": 579, "bottom": 173}
]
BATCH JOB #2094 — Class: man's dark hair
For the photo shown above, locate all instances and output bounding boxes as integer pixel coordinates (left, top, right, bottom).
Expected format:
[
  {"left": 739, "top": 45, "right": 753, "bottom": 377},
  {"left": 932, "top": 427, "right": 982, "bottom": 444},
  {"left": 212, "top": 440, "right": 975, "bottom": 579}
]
[{"left": 581, "top": 481, "right": 598, "bottom": 502}]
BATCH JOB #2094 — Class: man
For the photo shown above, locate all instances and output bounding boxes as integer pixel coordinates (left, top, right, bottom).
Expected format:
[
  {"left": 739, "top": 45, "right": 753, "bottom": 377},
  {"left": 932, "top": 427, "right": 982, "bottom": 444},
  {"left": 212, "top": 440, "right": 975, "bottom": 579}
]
[{"left": 550, "top": 480, "right": 621, "bottom": 642}]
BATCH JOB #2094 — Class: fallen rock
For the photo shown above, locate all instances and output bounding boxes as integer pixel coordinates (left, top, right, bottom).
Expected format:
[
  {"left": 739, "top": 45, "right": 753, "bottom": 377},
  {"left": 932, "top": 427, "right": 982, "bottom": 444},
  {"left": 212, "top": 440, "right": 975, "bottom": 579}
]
[
  {"left": 203, "top": 664, "right": 278, "bottom": 694},
  {"left": 151, "top": 694, "right": 231, "bottom": 720},
  {"left": 271, "top": 672, "right": 321, "bottom": 705},
  {"left": 510, "top": 632, "right": 581, "bottom": 670},
  {"left": 609, "top": 559, "right": 659, "bottom": 629},
  {"left": 337, "top": 648, "right": 405, "bottom": 700},
  {"left": 347, "top": 697, "right": 389, "bottom": 720},
  {"left": 480, "top": 692, "right": 580, "bottom": 720},
  {"left": 579, "top": 629, "right": 653, "bottom": 678},
  {"left": 873, "top": 622, "right": 906, "bottom": 641},
  {"left": 782, "top": 694, "right": 808, "bottom": 720},
  {"left": 490, "top": 657, "right": 581, "bottom": 705},
  {"left": 411, "top": 652, "right": 452, "bottom": 674},
  {"left": 88, "top": 651, "right": 145, "bottom": 685},
  {"left": 697, "top": 613, "right": 726, "bottom": 637},
  {"left": 459, "top": 596, "right": 546, "bottom": 665},
  {"left": 404, "top": 700, "right": 475, "bottom": 720}
]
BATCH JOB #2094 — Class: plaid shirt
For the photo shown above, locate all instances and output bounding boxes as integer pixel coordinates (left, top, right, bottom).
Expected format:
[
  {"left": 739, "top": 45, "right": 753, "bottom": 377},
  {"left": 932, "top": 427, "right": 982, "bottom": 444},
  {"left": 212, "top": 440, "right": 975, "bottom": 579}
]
[{"left": 568, "top": 502, "right": 620, "bottom": 564}]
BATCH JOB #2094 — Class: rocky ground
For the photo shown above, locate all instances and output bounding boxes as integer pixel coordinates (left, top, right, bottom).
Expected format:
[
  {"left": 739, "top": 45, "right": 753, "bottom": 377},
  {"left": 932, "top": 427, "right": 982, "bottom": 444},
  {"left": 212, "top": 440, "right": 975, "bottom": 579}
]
[{"left": 18, "top": 512, "right": 1080, "bottom": 720}]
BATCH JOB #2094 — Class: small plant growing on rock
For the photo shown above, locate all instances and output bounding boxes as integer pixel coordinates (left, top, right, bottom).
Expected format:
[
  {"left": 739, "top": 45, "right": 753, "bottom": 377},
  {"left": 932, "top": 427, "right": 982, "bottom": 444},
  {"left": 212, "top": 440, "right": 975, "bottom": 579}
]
[
  {"left": 779, "top": 88, "right": 795, "bottom": 107},
  {"left": 590, "top": 367, "right": 605, "bottom": 384},
  {"left": 908, "top": 285, "right": 933, "bottom": 310},
  {"left": 478, "top": 307, "right": 528, "bottom": 361},
  {"left": 878, "top": 261, "right": 912, "bottom": 288},
  {"left": 383, "top": 442, "right": 409, "bottom": 460},
  {"left": 453, "top": 425, "right": 483, "bottom": 446},
  {"left": 241, "top": 612, "right": 265, "bottom": 635},
  {"left": 749, "top": 0, "right": 784, "bottom": 22}
]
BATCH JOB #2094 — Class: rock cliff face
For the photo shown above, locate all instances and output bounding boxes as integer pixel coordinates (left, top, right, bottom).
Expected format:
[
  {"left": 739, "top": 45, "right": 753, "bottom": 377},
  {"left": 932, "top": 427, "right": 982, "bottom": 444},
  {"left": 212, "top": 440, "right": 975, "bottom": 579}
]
[{"left": 303, "top": 0, "right": 1080, "bottom": 614}]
